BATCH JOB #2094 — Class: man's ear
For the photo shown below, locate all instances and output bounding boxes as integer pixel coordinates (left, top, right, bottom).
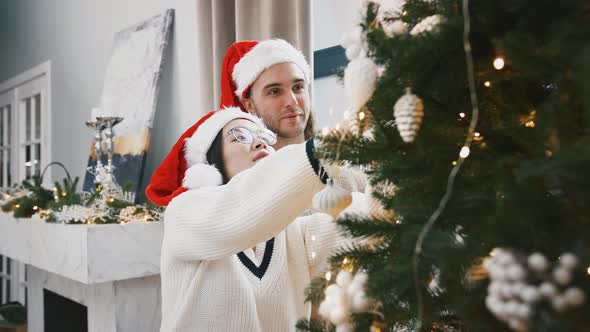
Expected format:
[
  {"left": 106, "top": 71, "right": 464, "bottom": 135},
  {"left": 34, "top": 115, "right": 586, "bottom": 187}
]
[{"left": 241, "top": 98, "right": 257, "bottom": 115}]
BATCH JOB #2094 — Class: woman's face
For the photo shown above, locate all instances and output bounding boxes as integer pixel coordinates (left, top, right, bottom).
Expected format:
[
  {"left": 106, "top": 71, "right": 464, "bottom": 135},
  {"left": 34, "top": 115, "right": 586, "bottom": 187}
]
[{"left": 221, "top": 119, "right": 276, "bottom": 180}]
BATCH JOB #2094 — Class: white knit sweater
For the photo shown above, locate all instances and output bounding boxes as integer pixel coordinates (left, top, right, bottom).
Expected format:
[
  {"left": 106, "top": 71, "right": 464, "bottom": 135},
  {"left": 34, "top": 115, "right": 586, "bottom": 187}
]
[{"left": 160, "top": 141, "right": 365, "bottom": 331}]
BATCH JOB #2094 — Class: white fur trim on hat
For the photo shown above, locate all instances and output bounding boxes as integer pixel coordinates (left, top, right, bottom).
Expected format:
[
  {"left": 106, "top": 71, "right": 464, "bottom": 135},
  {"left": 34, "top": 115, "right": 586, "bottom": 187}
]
[
  {"left": 232, "top": 39, "right": 311, "bottom": 99},
  {"left": 182, "top": 163, "right": 223, "bottom": 189}
]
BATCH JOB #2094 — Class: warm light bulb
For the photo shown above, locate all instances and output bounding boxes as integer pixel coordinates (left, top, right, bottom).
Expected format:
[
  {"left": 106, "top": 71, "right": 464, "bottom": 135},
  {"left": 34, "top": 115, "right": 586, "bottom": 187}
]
[
  {"left": 587, "top": 266, "right": 590, "bottom": 275},
  {"left": 358, "top": 111, "right": 366, "bottom": 121},
  {"left": 525, "top": 120, "right": 535, "bottom": 128},
  {"left": 15, "top": 204, "right": 20, "bottom": 208},
  {"left": 474, "top": 132, "right": 481, "bottom": 137},
  {"left": 459, "top": 112, "right": 466, "bottom": 118},
  {"left": 33, "top": 206, "right": 38, "bottom": 211},
  {"left": 452, "top": 161, "right": 457, "bottom": 166},
  {"left": 343, "top": 257, "right": 349, "bottom": 264},
  {"left": 459, "top": 146, "right": 470, "bottom": 158},
  {"left": 545, "top": 150, "right": 553, "bottom": 157},
  {"left": 484, "top": 81, "right": 491, "bottom": 87},
  {"left": 493, "top": 57, "right": 505, "bottom": 70},
  {"left": 402, "top": 10, "right": 408, "bottom": 16},
  {"left": 54, "top": 195, "right": 59, "bottom": 200},
  {"left": 325, "top": 271, "right": 332, "bottom": 281},
  {"left": 62, "top": 192, "right": 67, "bottom": 196}
]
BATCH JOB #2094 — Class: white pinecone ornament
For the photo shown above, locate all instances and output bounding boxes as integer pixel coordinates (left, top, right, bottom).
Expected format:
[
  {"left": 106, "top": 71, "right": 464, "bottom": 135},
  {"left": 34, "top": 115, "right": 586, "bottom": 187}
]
[
  {"left": 393, "top": 88, "right": 424, "bottom": 143},
  {"left": 312, "top": 179, "right": 353, "bottom": 218},
  {"left": 344, "top": 53, "right": 378, "bottom": 111},
  {"left": 410, "top": 14, "right": 445, "bottom": 36}
]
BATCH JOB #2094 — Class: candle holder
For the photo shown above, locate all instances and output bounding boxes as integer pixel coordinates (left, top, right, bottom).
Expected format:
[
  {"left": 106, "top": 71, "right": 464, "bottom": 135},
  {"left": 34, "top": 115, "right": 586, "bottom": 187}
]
[
  {"left": 84, "top": 120, "right": 106, "bottom": 169},
  {"left": 95, "top": 116, "right": 123, "bottom": 171},
  {"left": 85, "top": 116, "right": 124, "bottom": 198}
]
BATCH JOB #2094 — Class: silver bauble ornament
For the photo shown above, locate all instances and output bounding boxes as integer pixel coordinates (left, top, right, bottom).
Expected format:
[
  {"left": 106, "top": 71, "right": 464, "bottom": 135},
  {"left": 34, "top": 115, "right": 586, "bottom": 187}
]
[{"left": 393, "top": 88, "right": 424, "bottom": 143}]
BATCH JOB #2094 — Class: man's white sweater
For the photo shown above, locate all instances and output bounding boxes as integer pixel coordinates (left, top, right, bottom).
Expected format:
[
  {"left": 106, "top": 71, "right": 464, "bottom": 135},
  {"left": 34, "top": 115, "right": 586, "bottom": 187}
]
[{"left": 160, "top": 141, "right": 362, "bottom": 331}]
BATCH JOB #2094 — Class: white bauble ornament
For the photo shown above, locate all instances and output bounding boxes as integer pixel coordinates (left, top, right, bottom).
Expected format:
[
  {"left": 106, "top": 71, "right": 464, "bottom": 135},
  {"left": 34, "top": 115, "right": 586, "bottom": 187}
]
[
  {"left": 344, "top": 54, "right": 378, "bottom": 111},
  {"left": 551, "top": 295, "right": 568, "bottom": 312},
  {"left": 383, "top": 19, "right": 407, "bottom": 38},
  {"left": 329, "top": 306, "right": 349, "bottom": 325},
  {"left": 527, "top": 253, "right": 548, "bottom": 272},
  {"left": 485, "top": 295, "right": 500, "bottom": 312},
  {"left": 553, "top": 266, "right": 573, "bottom": 285},
  {"left": 318, "top": 300, "right": 333, "bottom": 317},
  {"left": 339, "top": 28, "right": 362, "bottom": 49},
  {"left": 312, "top": 179, "right": 353, "bottom": 218},
  {"left": 326, "top": 284, "right": 344, "bottom": 298},
  {"left": 336, "top": 324, "right": 353, "bottom": 332},
  {"left": 345, "top": 44, "right": 362, "bottom": 61},
  {"left": 563, "top": 287, "right": 586, "bottom": 307},
  {"left": 393, "top": 88, "right": 424, "bottom": 143},
  {"left": 352, "top": 293, "right": 369, "bottom": 311},
  {"left": 336, "top": 270, "right": 354, "bottom": 288},
  {"left": 507, "top": 265, "right": 526, "bottom": 281},
  {"left": 497, "top": 252, "right": 515, "bottom": 266},
  {"left": 539, "top": 282, "right": 558, "bottom": 298},
  {"left": 353, "top": 271, "right": 368, "bottom": 284},
  {"left": 376, "top": 0, "right": 404, "bottom": 23},
  {"left": 410, "top": 14, "right": 445, "bottom": 36},
  {"left": 514, "top": 304, "right": 531, "bottom": 319},
  {"left": 504, "top": 301, "right": 519, "bottom": 315},
  {"left": 559, "top": 253, "right": 579, "bottom": 270},
  {"left": 488, "top": 281, "right": 502, "bottom": 296},
  {"left": 520, "top": 286, "right": 541, "bottom": 303}
]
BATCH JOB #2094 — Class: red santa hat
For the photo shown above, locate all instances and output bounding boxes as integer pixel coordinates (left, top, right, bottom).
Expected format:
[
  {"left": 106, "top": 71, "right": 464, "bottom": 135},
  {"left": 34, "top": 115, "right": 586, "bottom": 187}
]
[
  {"left": 219, "top": 39, "right": 312, "bottom": 109},
  {"left": 145, "top": 107, "right": 265, "bottom": 206}
]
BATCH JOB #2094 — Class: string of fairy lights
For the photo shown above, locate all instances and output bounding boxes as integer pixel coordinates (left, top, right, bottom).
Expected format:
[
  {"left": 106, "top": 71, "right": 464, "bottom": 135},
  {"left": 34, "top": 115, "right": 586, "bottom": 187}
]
[{"left": 412, "top": 0, "right": 481, "bottom": 328}]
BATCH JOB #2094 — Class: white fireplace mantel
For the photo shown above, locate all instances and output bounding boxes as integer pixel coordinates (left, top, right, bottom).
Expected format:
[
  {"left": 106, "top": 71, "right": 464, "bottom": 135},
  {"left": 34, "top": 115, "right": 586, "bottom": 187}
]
[{"left": 0, "top": 213, "right": 164, "bottom": 332}]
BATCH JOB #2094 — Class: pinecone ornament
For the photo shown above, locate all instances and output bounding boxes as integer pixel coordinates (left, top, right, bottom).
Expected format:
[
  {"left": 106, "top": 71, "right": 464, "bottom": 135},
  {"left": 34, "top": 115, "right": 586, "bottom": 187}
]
[
  {"left": 393, "top": 88, "right": 424, "bottom": 143},
  {"left": 410, "top": 14, "right": 445, "bottom": 36}
]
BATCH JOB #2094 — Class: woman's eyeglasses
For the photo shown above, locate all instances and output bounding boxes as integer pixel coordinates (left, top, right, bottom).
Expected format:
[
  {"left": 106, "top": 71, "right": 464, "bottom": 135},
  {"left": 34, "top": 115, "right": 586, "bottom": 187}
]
[{"left": 225, "top": 127, "right": 277, "bottom": 146}]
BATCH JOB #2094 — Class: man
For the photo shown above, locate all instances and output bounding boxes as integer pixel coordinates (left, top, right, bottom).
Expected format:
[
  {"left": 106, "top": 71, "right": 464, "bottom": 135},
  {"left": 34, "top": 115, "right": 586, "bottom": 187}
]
[{"left": 218, "top": 39, "right": 315, "bottom": 150}]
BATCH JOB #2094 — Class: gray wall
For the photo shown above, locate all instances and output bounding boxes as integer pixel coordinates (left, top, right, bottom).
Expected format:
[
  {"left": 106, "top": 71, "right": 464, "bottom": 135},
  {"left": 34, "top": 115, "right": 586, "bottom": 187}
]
[
  {"left": 0, "top": 0, "right": 216, "bottom": 199},
  {"left": 312, "top": 0, "right": 365, "bottom": 130}
]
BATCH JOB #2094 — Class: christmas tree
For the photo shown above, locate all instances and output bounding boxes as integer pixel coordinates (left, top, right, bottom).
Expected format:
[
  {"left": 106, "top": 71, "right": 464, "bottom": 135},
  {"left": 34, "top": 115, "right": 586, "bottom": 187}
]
[{"left": 304, "top": 0, "right": 590, "bottom": 331}]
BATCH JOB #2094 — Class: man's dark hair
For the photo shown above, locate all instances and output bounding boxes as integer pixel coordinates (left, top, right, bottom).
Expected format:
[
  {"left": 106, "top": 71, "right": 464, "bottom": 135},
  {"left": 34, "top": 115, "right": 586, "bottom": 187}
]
[{"left": 205, "top": 131, "right": 229, "bottom": 184}]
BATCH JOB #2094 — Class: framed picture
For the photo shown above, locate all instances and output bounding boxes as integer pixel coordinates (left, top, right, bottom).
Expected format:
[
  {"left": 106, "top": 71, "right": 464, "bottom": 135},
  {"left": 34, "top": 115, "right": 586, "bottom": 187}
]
[{"left": 83, "top": 9, "right": 174, "bottom": 202}]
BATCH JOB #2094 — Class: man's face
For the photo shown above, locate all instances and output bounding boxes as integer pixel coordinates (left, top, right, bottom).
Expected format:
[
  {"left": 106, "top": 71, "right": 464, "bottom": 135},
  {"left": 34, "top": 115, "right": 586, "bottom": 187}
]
[{"left": 242, "top": 63, "right": 311, "bottom": 141}]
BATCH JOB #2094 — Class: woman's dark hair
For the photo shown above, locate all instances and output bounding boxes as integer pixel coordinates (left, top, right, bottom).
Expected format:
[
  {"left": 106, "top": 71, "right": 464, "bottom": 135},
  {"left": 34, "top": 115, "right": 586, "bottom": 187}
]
[{"left": 205, "top": 130, "right": 229, "bottom": 184}]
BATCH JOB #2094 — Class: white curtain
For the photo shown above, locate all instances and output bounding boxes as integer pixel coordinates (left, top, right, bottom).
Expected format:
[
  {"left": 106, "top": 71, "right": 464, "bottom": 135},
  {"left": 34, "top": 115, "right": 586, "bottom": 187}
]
[{"left": 195, "top": 0, "right": 312, "bottom": 109}]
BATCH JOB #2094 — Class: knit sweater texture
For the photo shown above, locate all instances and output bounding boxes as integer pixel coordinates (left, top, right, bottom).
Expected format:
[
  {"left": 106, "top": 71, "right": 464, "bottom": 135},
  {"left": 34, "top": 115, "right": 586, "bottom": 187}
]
[{"left": 160, "top": 141, "right": 366, "bottom": 331}]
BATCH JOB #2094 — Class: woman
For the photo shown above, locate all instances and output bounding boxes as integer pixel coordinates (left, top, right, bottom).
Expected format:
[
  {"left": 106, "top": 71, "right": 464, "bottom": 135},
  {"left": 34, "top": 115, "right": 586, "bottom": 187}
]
[{"left": 146, "top": 107, "right": 364, "bottom": 331}]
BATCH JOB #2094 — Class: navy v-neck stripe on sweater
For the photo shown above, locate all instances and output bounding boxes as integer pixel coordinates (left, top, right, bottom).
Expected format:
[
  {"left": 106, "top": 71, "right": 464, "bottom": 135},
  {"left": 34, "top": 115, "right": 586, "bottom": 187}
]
[{"left": 237, "top": 238, "right": 275, "bottom": 279}]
